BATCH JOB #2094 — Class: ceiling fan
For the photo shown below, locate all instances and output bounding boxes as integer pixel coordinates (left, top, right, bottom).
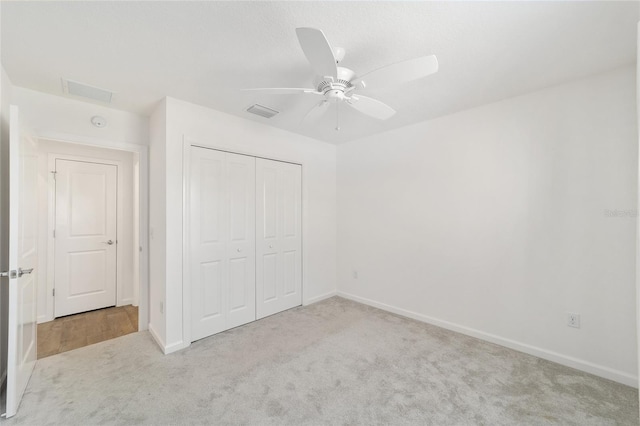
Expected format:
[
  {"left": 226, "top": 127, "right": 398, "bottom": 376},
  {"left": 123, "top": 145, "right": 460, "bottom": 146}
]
[{"left": 244, "top": 27, "right": 438, "bottom": 128}]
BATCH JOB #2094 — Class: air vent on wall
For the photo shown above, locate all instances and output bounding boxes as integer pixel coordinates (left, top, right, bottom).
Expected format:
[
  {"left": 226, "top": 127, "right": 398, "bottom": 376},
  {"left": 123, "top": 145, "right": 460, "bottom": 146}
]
[
  {"left": 246, "top": 104, "right": 279, "bottom": 119},
  {"left": 61, "top": 78, "right": 113, "bottom": 103}
]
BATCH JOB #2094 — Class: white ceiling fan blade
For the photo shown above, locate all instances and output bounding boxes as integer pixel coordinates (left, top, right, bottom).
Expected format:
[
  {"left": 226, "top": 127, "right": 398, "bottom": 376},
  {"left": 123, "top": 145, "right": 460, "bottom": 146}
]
[
  {"left": 295, "top": 27, "right": 338, "bottom": 79},
  {"left": 242, "top": 88, "right": 321, "bottom": 96},
  {"left": 347, "top": 95, "right": 396, "bottom": 120},
  {"left": 302, "top": 100, "right": 331, "bottom": 124},
  {"left": 352, "top": 55, "right": 438, "bottom": 89}
]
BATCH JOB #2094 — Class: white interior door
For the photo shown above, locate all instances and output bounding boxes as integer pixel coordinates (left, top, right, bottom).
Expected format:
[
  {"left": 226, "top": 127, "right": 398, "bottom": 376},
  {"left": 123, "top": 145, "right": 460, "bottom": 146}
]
[
  {"left": 256, "top": 158, "right": 302, "bottom": 320},
  {"left": 190, "top": 147, "right": 256, "bottom": 342},
  {"left": 54, "top": 160, "right": 117, "bottom": 317},
  {"left": 5, "top": 105, "right": 38, "bottom": 418}
]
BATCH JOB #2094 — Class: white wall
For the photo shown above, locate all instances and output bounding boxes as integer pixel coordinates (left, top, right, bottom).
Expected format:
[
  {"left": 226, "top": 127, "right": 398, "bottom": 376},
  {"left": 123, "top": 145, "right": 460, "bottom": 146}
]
[
  {"left": 337, "top": 66, "right": 638, "bottom": 386},
  {"left": 11, "top": 88, "right": 148, "bottom": 146},
  {"left": 149, "top": 97, "right": 337, "bottom": 352},
  {"left": 35, "top": 140, "right": 136, "bottom": 323}
]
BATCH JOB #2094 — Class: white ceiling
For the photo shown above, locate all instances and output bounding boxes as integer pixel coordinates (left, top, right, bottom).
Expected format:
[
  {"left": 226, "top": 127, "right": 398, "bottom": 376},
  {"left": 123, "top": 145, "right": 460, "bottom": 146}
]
[{"left": 2, "top": 1, "right": 638, "bottom": 144}]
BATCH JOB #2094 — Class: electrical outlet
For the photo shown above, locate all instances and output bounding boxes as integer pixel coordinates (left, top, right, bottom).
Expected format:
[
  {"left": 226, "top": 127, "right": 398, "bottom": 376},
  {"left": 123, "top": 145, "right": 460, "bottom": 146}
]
[
  {"left": 567, "top": 312, "right": 580, "bottom": 328},
  {"left": 352, "top": 270, "right": 358, "bottom": 279},
  {"left": 160, "top": 301, "right": 164, "bottom": 314}
]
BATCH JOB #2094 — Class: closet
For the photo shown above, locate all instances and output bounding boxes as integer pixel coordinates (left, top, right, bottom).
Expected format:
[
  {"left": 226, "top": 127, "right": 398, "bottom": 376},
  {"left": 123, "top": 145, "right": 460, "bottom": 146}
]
[{"left": 188, "top": 146, "right": 302, "bottom": 342}]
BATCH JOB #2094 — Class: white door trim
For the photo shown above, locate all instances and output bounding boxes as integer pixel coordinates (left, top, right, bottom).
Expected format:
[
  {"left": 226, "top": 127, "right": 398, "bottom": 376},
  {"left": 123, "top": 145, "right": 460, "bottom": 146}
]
[
  {"left": 182, "top": 136, "right": 305, "bottom": 347},
  {"left": 48, "top": 155, "right": 123, "bottom": 319},
  {"left": 35, "top": 132, "right": 149, "bottom": 331}
]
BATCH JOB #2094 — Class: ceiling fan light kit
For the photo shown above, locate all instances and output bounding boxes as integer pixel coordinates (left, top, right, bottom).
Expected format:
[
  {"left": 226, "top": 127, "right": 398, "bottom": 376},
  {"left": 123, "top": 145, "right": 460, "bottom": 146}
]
[{"left": 244, "top": 27, "right": 438, "bottom": 129}]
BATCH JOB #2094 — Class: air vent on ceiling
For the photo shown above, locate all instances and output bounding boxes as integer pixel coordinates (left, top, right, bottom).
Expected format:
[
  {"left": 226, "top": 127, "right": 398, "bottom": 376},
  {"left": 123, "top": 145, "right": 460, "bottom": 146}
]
[
  {"left": 246, "top": 104, "right": 279, "bottom": 119},
  {"left": 62, "top": 78, "right": 113, "bottom": 103}
]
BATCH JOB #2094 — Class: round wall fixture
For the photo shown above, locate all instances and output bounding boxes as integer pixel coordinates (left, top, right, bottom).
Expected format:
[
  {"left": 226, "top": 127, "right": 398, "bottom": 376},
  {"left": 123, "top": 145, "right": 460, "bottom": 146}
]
[{"left": 91, "top": 115, "right": 107, "bottom": 128}]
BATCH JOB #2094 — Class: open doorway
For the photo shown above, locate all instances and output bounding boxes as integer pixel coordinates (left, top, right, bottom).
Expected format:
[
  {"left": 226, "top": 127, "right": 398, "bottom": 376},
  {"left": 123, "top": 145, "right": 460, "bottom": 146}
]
[
  {"left": 37, "top": 306, "right": 138, "bottom": 358},
  {"left": 34, "top": 139, "right": 147, "bottom": 358}
]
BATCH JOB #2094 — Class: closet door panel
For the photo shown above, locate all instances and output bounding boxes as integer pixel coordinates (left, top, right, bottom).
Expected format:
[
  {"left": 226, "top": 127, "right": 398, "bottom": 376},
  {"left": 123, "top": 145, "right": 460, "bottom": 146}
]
[
  {"left": 225, "top": 153, "right": 256, "bottom": 329},
  {"left": 190, "top": 148, "right": 227, "bottom": 340},
  {"left": 201, "top": 260, "right": 223, "bottom": 318},
  {"left": 190, "top": 147, "right": 255, "bottom": 341},
  {"left": 280, "top": 165, "right": 302, "bottom": 308},
  {"left": 228, "top": 258, "right": 247, "bottom": 310},
  {"left": 261, "top": 167, "right": 278, "bottom": 239},
  {"left": 256, "top": 158, "right": 302, "bottom": 319},
  {"left": 262, "top": 253, "right": 278, "bottom": 302},
  {"left": 283, "top": 251, "right": 297, "bottom": 296},
  {"left": 282, "top": 168, "right": 299, "bottom": 238}
]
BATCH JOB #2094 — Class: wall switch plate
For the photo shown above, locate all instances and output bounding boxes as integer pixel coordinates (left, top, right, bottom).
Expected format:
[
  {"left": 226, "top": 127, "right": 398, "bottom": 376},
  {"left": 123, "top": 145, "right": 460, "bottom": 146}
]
[{"left": 567, "top": 312, "right": 580, "bottom": 328}]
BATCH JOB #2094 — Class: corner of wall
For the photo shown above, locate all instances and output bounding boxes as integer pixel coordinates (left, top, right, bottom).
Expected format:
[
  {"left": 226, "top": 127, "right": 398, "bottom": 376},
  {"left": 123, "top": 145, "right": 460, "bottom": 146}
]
[
  {"left": 336, "top": 67, "right": 638, "bottom": 385},
  {"left": 148, "top": 98, "right": 168, "bottom": 348}
]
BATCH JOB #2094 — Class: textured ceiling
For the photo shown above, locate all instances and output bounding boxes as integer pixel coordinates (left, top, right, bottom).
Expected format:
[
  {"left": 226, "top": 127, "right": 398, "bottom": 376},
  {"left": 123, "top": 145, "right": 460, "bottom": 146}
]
[{"left": 2, "top": 1, "right": 638, "bottom": 144}]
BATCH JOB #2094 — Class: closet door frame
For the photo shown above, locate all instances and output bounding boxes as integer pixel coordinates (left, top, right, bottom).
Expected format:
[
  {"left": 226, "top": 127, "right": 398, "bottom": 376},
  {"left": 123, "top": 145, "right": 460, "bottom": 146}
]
[{"left": 182, "top": 138, "right": 304, "bottom": 345}]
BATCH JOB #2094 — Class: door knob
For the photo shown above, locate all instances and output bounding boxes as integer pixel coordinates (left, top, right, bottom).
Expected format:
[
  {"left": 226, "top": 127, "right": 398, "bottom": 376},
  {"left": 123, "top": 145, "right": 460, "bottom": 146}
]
[
  {"left": 17, "top": 268, "right": 34, "bottom": 277},
  {"left": 237, "top": 248, "right": 242, "bottom": 252},
  {"left": 269, "top": 245, "right": 274, "bottom": 249},
  {"left": 0, "top": 270, "right": 17, "bottom": 279},
  {"left": 102, "top": 240, "right": 114, "bottom": 245}
]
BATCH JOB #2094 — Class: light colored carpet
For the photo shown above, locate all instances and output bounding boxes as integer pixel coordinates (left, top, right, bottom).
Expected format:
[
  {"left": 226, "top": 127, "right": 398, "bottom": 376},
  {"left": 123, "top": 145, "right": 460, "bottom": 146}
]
[{"left": 4, "top": 297, "right": 638, "bottom": 425}]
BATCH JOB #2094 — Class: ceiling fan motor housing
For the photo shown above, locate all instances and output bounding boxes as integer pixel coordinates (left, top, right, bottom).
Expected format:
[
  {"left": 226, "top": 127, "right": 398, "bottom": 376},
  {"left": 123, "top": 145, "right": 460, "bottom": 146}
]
[{"left": 315, "top": 67, "right": 356, "bottom": 102}]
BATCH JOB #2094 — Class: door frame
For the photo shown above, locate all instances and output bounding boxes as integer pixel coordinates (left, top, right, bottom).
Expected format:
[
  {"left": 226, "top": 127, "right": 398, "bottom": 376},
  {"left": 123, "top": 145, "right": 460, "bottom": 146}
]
[
  {"left": 47, "top": 155, "right": 123, "bottom": 318},
  {"left": 34, "top": 132, "right": 149, "bottom": 331},
  {"left": 181, "top": 137, "right": 304, "bottom": 346}
]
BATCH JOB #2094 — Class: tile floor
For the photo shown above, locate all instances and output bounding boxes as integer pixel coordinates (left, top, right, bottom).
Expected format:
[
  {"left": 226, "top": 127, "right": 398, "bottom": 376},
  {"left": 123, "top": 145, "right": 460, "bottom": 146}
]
[{"left": 37, "top": 305, "right": 138, "bottom": 359}]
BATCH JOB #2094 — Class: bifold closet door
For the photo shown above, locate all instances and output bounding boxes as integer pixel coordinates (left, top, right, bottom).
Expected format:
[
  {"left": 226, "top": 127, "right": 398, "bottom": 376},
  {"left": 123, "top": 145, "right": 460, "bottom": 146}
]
[
  {"left": 256, "top": 158, "right": 302, "bottom": 319},
  {"left": 190, "top": 147, "right": 256, "bottom": 341}
]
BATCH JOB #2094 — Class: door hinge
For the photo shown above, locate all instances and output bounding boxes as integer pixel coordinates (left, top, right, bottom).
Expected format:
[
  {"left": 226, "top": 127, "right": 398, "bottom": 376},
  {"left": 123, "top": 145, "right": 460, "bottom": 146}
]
[
  {"left": 53, "top": 288, "right": 55, "bottom": 297},
  {"left": 51, "top": 170, "right": 57, "bottom": 180},
  {"left": 53, "top": 229, "right": 56, "bottom": 238}
]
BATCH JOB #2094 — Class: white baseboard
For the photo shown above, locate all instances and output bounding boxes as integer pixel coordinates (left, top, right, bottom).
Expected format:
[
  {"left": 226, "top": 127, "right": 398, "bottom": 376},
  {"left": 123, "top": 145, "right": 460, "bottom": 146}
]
[
  {"left": 304, "top": 290, "right": 337, "bottom": 306},
  {"left": 148, "top": 324, "right": 190, "bottom": 354},
  {"left": 147, "top": 323, "right": 166, "bottom": 352},
  {"left": 337, "top": 291, "right": 638, "bottom": 388},
  {"left": 164, "top": 340, "right": 189, "bottom": 355}
]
